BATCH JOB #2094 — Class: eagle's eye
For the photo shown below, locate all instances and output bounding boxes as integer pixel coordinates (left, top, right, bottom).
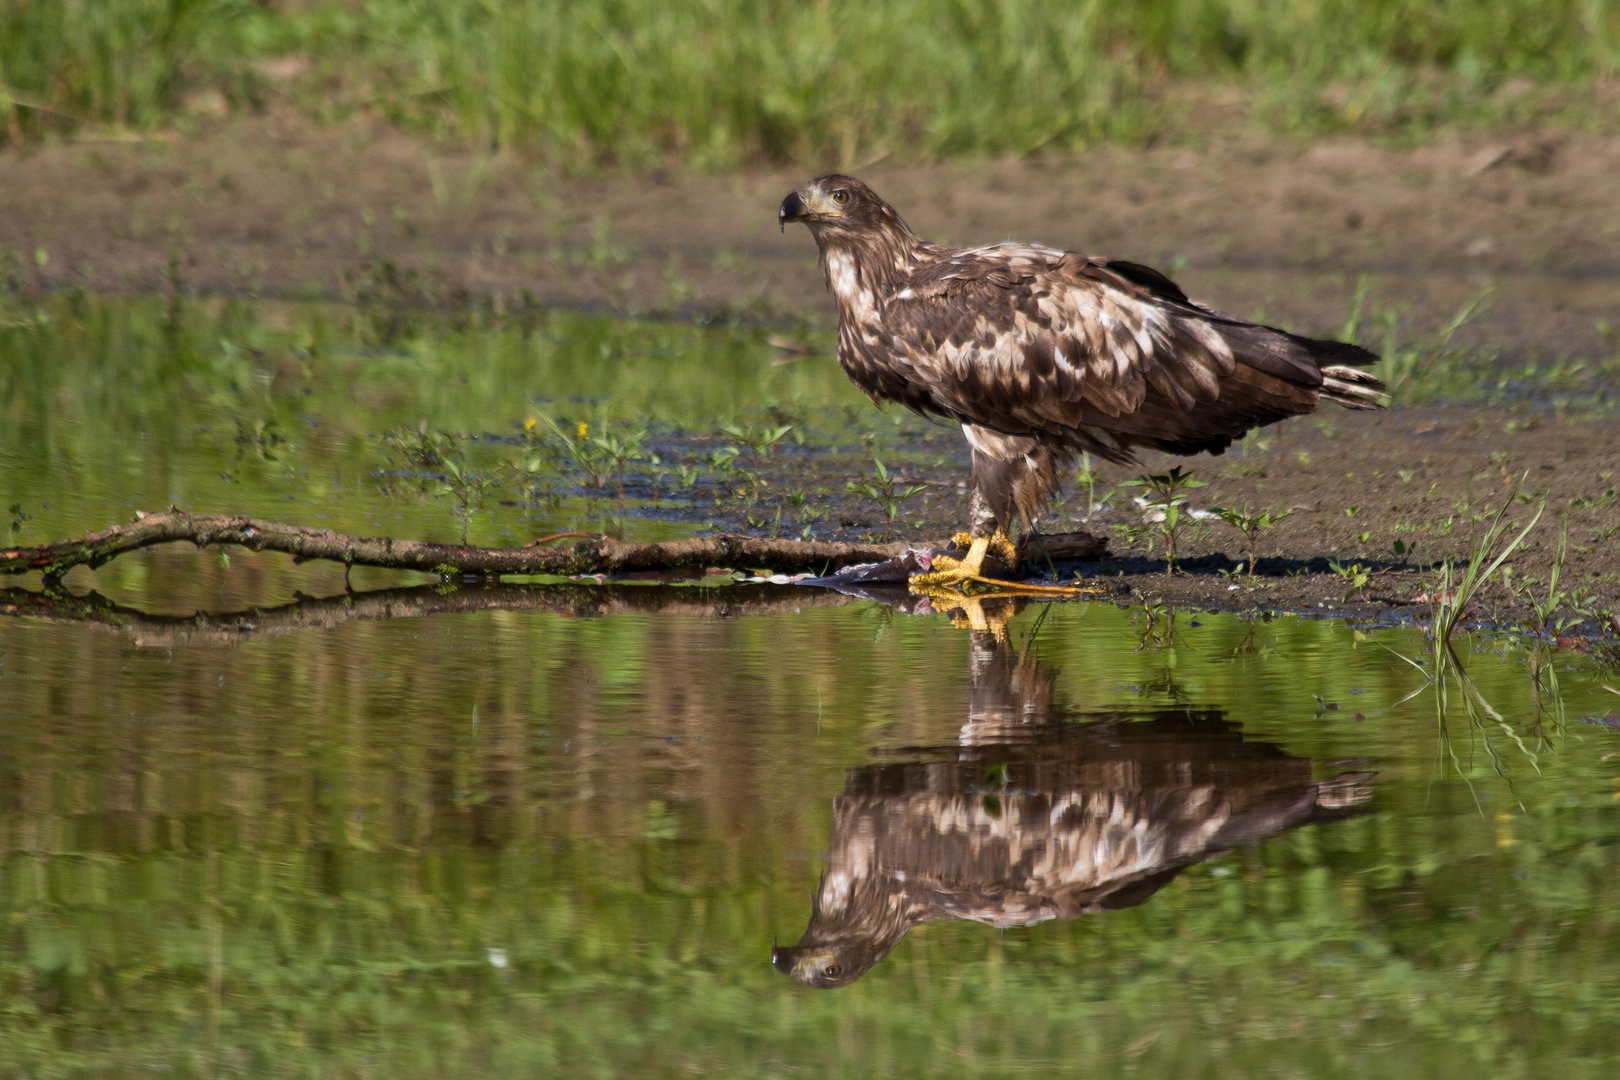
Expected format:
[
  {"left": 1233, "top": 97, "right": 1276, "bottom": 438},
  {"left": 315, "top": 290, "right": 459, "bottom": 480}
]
[
  {"left": 823, "top": 963, "right": 842, "bottom": 977},
  {"left": 831, "top": 189, "right": 849, "bottom": 205}
]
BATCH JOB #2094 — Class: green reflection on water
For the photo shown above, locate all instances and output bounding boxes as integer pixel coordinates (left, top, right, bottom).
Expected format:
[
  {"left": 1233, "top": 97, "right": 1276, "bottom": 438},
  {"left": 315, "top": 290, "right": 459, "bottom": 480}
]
[
  {"left": 1, "top": 595, "right": 1618, "bottom": 1077},
  {"left": 0, "top": 295, "right": 868, "bottom": 563}
]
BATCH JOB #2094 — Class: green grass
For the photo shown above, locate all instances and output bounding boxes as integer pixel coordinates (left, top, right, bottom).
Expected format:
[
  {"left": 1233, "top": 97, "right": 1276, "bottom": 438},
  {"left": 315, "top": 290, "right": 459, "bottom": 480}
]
[{"left": 3, "top": 1, "right": 1619, "bottom": 164}]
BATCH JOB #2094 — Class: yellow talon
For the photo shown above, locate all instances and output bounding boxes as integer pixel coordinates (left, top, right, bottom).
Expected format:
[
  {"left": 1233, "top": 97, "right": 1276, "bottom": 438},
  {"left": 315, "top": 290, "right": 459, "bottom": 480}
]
[
  {"left": 909, "top": 526, "right": 1106, "bottom": 599},
  {"left": 988, "top": 531, "right": 1020, "bottom": 568}
]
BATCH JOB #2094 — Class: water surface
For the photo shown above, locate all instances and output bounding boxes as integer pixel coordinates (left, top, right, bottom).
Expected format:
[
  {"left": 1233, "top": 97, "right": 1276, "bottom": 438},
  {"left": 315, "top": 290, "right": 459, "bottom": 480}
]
[{"left": 2, "top": 297, "right": 1620, "bottom": 1077}]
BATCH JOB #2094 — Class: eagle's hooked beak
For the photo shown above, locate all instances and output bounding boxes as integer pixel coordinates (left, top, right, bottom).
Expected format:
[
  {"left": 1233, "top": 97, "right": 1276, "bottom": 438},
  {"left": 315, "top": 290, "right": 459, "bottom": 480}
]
[{"left": 778, "top": 190, "right": 808, "bottom": 232}]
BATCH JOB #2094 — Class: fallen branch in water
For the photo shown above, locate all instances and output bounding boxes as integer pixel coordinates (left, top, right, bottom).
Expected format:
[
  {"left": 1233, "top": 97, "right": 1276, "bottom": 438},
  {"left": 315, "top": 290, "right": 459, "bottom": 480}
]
[{"left": 0, "top": 510, "right": 1106, "bottom": 580}]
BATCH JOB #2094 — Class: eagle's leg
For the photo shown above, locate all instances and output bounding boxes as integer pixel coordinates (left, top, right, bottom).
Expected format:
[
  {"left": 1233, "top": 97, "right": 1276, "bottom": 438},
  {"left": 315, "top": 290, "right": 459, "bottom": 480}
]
[
  {"left": 911, "top": 525, "right": 1087, "bottom": 595},
  {"left": 947, "top": 529, "right": 1020, "bottom": 569},
  {"left": 911, "top": 463, "right": 1092, "bottom": 597}
]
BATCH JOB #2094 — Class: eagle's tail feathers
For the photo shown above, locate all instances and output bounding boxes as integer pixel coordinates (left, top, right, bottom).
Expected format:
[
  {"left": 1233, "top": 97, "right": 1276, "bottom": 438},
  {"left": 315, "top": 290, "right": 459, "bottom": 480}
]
[
  {"left": 1319, "top": 364, "right": 1387, "bottom": 410},
  {"left": 1284, "top": 333, "right": 1381, "bottom": 370}
]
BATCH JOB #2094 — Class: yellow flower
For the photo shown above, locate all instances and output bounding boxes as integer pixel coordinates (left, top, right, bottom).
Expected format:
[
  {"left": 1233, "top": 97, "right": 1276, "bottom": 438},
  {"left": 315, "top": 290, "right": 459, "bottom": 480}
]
[
  {"left": 524, "top": 417, "right": 537, "bottom": 430},
  {"left": 577, "top": 421, "right": 589, "bottom": 439}
]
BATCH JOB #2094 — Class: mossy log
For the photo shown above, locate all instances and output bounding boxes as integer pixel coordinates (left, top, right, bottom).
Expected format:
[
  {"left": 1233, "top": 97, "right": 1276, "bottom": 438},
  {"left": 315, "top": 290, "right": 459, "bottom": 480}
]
[{"left": 0, "top": 510, "right": 1105, "bottom": 580}]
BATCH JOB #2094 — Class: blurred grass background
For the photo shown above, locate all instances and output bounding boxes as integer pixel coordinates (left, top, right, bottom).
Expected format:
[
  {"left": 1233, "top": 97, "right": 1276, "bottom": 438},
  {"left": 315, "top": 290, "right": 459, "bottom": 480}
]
[{"left": 1, "top": 1, "right": 1617, "bottom": 166}]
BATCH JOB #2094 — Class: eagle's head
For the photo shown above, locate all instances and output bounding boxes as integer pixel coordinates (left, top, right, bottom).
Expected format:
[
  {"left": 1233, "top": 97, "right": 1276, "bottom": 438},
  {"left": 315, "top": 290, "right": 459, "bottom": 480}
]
[
  {"left": 770, "top": 935, "right": 888, "bottom": 989},
  {"left": 779, "top": 175, "right": 912, "bottom": 244}
]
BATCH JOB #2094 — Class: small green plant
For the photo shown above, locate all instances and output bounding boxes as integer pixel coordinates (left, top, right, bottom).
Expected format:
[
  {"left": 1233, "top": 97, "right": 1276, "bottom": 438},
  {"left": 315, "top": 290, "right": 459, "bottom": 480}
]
[
  {"left": 1513, "top": 515, "right": 1572, "bottom": 632},
  {"left": 1211, "top": 504, "right": 1293, "bottom": 575},
  {"left": 719, "top": 422, "right": 792, "bottom": 505},
  {"left": 1377, "top": 291, "right": 1489, "bottom": 400},
  {"left": 1121, "top": 466, "right": 1205, "bottom": 573},
  {"left": 1328, "top": 559, "right": 1373, "bottom": 602},
  {"left": 589, "top": 424, "right": 655, "bottom": 504},
  {"left": 1571, "top": 487, "right": 1617, "bottom": 512},
  {"left": 506, "top": 454, "right": 565, "bottom": 518},
  {"left": 1073, "top": 451, "right": 1115, "bottom": 523},
  {"left": 436, "top": 454, "right": 496, "bottom": 545},
  {"left": 381, "top": 422, "right": 451, "bottom": 470},
  {"left": 846, "top": 458, "right": 928, "bottom": 541},
  {"left": 375, "top": 423, "right": 460, "bottom": 502},
  {"left": 539, "top": 416, "right": 613, "bottom": 491}
]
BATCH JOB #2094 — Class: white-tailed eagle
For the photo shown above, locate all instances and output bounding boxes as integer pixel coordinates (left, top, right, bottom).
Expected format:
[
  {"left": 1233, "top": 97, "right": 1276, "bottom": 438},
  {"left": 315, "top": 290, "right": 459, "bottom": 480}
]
[{"left": 779, "top": 175, "right": 1384, "bottom": 588}]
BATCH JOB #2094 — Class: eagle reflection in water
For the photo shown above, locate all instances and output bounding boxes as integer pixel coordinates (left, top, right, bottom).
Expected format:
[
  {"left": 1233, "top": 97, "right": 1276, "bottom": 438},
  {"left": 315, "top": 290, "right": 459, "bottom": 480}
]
[{"left": 772, "top": 617, "right": 1374, "bottom": 988}]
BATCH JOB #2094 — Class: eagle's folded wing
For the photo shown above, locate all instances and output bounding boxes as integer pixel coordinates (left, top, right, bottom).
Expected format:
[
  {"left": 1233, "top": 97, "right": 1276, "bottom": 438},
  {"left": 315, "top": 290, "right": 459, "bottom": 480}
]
[{"left": 877, "top": 247, "right": 1382, "bottom": 461}]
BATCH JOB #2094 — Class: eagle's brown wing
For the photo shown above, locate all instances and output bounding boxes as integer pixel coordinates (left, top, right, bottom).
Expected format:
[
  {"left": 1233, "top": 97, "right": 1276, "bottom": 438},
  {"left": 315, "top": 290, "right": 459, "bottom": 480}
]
[{"left": 871, "top": 245, "right": 1382, "bottom": 463}]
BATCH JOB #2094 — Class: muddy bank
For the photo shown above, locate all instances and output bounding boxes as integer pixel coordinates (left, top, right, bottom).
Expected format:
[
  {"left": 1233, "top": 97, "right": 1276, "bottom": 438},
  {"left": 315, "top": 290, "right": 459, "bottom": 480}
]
[
  {"left": 634, "top": 401, "right": 1620, "bottom": 634},
  {"left": 3, "top": 110, "right": 1620, "bottom": 359}
]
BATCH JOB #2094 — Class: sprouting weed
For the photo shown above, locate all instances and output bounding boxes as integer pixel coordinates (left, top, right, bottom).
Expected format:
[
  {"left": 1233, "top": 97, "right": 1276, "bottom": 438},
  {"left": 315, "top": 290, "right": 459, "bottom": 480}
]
[
  {"left": 846, "top": 458, "right": 928, "bottom": 541},
  {"left": 1514, "top": 514, "right": 1571, "bottom": 632},
  {"left": 436, "top": 452, "right": 496, "bottom": 545},
  {"left": 1212, "top": 504, "right": 1294, "bottom": 576},
  {"left": 1073, "top": 451, "right": 1116, "bottom": 523},
  {"left": 537, "top": 415, "right": 654, "bottom": 500},
  {"left": 719, "top": 422, "right": 792, "bottom": 505},
  {"left": 1376, "top": 291, "right": 1489, "bottom": 400},
  {"left": 381, "top": 422, "right": 450, "bottom": 470},
  {"left": 1570, "top": 487, "right": 1617, "bottom": 512},
  {"left": 589, "top": 425, "right": 655, "bottom": 505},
  {"left": 1328, "top": 559, "right": 1373, "bottom": 603},
  {"left": 1121, "top": 466, "right": 1206, "bottom": 573},
  {"left": 707, "top": 445, "right": 740, "bottom": 495}
]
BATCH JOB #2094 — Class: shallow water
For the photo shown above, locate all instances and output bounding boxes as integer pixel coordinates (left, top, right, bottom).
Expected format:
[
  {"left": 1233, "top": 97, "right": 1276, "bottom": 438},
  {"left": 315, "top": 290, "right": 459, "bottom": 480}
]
[{"left": 3, "top": 298, "right": 1620, "bottom": 1077}]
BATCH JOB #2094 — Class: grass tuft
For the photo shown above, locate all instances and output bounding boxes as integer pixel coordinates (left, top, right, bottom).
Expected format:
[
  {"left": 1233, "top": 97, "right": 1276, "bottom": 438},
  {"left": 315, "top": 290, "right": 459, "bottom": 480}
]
[{"left": 1429, "top": 472, "right": 1544, "bottom": 656}]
